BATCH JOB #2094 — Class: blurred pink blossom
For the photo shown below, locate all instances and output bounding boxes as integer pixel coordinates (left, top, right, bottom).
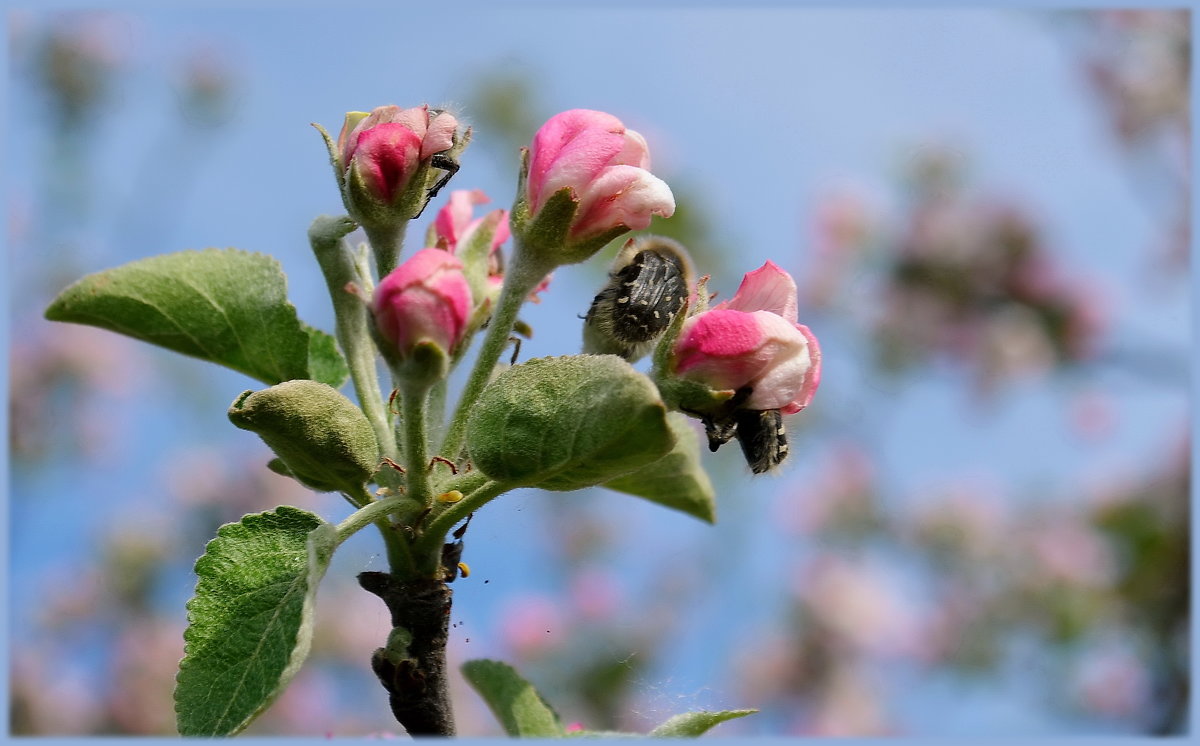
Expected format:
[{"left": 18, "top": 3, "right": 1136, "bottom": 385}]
[
  {"left": 568, "top": 567, "right": 624, "bottom": 623},
  {"left": 1068, "top": 387, "right": 1117, "bottom": 441},
  {"left": 906, "top": 482, "right": 1010, "bottom": 561},
  {"left": 796, "top": 555, "right": 922, "bottom": 658},
  {"left": 783, "top": 442, "right": 876, "bottom": 535},
  {"left": 497, "top": 593, "right": 567, "bottom": 661},
  {"left": 1024, "top": 516, "right": 1117, "bottom": 588},
  {"left": 107, "top": 619, "right": 186, "bottom": 734},
  {"left": 10, "top": 648, "right": 105, "bottom": 734}
]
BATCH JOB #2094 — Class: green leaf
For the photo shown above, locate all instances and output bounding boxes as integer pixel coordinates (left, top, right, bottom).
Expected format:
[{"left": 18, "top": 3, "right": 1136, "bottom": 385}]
[
  {"left": 44, "top": 248, "right": 346, "bottom": 386},
  {"left": 461, "top": 659, "right": 565, "bottom": 738},
  {"left": 175, "top": 507, "right": 337, "bottom": 736},
  {"left": 647, "top": 709, "right": 757, "bottom": 737},
  {"left": 603, "top": 412, "right": 716, "bottom": 523},
  {"left": 466, "top": 355, "right": 675, "bottom": 492},
  {"left": 304, "top": 323, "right": 349, "bottom": 388}
]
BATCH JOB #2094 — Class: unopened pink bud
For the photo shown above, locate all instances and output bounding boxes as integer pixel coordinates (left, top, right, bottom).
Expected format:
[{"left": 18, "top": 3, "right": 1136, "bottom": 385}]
[
  {"left": 372, "top": 248, "right": 473, "bottom": 358},
  {"left": 432, "top": 190, "right": 549, "bottom": 306},
  {"left": 335, "top": 104, "right": 460, "bottom": 216},
  {"left": 522, "top": 109, "right": 675, "bottom": 247},
  {"left": 433, "top": 189, "right": 510, "bottom": 257}
]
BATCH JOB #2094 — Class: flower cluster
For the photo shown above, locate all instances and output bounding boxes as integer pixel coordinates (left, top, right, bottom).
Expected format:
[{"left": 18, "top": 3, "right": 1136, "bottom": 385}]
[
  {"left": 801, "top": 149, "right": 1103, "bottom": 393},
  {"left": 352, "top": 103, "right": 820, "bottom": 474}
]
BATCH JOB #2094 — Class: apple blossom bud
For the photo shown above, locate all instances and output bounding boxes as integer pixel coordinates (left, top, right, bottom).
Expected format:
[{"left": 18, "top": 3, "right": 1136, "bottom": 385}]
[
  {"left": 371, "top": 248, "right": 473, "bottom": 380},
  {"left": 429, "top": 189, "right": 551, "bottom": 314},
  {"left": 317, "top": 104, "right": 464, "bottom": 228},
  {"left": 430, "top": 190, "right": 510, "bottom": 308},
  {"left": 510, "top": 109, "right": 676, "bottom": 267}
]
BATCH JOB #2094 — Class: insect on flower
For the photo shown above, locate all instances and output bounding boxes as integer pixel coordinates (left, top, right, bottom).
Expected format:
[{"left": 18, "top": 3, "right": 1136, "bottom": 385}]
[
  {"left": 416, "top": 108, "right": 461, "bottom": 218},
  {"left": 690, "top": 387, "right": 790, "bottom": 475},
  {"left": 733, "top": 408, "right": 789, "bottom": 474},
  {"left": 583, "top": 236, "right": 694, "bottom": 361}
]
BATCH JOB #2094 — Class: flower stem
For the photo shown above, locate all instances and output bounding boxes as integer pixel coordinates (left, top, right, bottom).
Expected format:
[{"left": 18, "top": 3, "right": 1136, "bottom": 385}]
[
  {"left": 309, "top": 217, "right": 397, "bottom": 461},
  {"left": 438, "top": 247, "right": 550, "bottom": 459},
  {"left": 401, "top": 382, "right": 434, "bottom": 509},
  {"left": 338, "top": 488, "right": 417, "bottom": 577},
  {"left": 412, "top": 479, "right": 507, "bottom": 574},
  {"left": 335, "top": 491, "right": 410, "bottom": 543},
  {"left": 364, "top": 221, "right": 407, "bottom": 280}
]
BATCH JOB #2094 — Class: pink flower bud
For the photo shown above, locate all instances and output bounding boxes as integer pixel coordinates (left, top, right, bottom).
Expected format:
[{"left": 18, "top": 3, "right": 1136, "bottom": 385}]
[
  {"left": 673, "top": 261, "right": 821, "bottom": 414},
  {"left": 432, "top": 189, "right": 550, "bottom": 304},
  {"left": 335, "top": 104, "right": 459, "bottom": 212},
  {"left": 524, "top": 109, "right": 675, "bottom": 243},
  {"left": 433, "top": 189, "right": 510, "bottom": 256},
  {"left": 372, "top": 248, "right": 473, "bottom": 358}
]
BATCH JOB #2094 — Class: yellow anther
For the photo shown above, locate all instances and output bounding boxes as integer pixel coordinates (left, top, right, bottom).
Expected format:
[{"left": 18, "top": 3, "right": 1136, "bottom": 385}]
[
  {"left": 437, "top": 490, "right": 464, "bottom": 503},
  {"left": 457, "top": 561, "right": 471, "bottom": 578},
  {"left": 374, "top": 487, "right": 393, "bottom": 497}
]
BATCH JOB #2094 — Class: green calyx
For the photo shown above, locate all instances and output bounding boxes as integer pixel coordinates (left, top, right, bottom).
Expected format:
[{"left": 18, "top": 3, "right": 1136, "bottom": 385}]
[
  {"left": 509, "top": 149, "right": 630, "bottom": 270},
  {"left": 228, "top": 379, "right": 380, "bottom": 493}
]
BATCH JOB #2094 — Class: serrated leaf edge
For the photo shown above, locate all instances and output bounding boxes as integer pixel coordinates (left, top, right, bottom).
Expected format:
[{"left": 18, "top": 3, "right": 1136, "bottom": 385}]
[{"left": 174, "top": 506, "right": 333, "bottom": 736}]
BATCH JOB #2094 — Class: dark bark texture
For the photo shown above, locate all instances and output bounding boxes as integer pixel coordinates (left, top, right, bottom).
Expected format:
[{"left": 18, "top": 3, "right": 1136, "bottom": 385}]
[{"left": 358, "top": 572, "right": 455, "bottom": 737}]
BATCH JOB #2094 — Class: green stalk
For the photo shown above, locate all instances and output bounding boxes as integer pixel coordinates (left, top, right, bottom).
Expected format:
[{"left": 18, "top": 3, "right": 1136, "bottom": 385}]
[
  {"left": 427, "top": 378, "right": 447, "bottom": 442},
  {"left": 338, "top": 488, "right": 416, "bottom": 577},
  {"left": 363, "top": 221, "right": 407, "bottom": 280},
  {"left": 438, "top": 246, "right": 551, "bottom": 459},
  {"left": 411, "top": 479, "right": 508, "bottom": 575},
  {"left": 309, "top": 218, "right": 397, "bottom": 461},
  {"left": 401, "top": 382, "right": 434, "bottom": 509},
  {"left": 435, "top": 468, "right": 489, "bottom": 498}
]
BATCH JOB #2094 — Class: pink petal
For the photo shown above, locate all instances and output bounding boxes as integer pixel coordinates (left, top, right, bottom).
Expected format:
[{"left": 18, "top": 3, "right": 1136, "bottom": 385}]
[
  {"left": 352, "top": 123, "right": 422, "bottom": 203},
  {"left": 613, "top": 128, "right": 651, "bottom": 169},
  {"left": 434, "top": 189, "right": 489, "bottom": 248},
  {"left": 673, "top": 310, "right": 774, "bottom": 389},
  {"left": 743, "top": 316, "right": 816, "bottom": 411},
  {"left": 782, "top": 324, "right": 822, "bottom": 413},
  {"left": 489, "top": 210, "right": 511, "bottom": 251},
  {"left": 570, "top": 165, "right": 676, "bottom": 239},
  {"left": 344, "top": 105, "right": 403, "bottom": 163},
  {"left": 384, "top": 246, "right": 460, "bottom": 287},
  {"left": 390, "top": 105, "right": 431, "bottom": 137},
  {"left": 528, "top": 109, "right": 626, "bottom": 211},
  {"left": 421, "top": 109, "right": 459, "bottom": 159},
  {"left": 722, "top": 261, "right": 798, "bottom": 322}
]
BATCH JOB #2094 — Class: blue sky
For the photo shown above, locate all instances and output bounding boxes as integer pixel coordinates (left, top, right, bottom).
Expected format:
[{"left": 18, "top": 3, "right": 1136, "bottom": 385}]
[{"left": 7, "top": 4, "right": 1190, "bottom": 737}]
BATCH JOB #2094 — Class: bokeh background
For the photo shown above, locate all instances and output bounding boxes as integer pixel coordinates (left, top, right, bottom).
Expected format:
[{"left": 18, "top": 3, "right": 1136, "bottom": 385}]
[{"left": 6, "top": 4, "right": 1190, "bottom": 737}]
